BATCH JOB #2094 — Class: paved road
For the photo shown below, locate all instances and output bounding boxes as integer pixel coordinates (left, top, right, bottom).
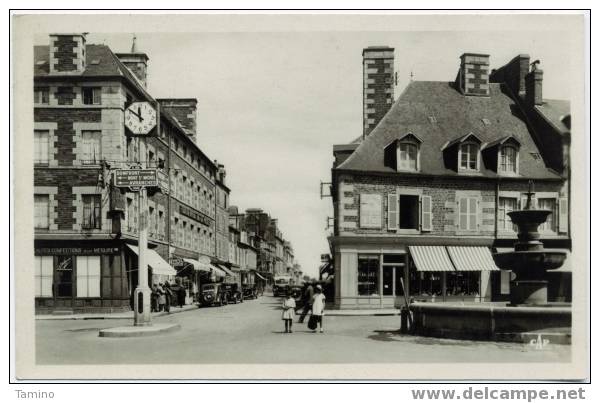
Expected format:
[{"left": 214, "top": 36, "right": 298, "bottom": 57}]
[{"left": 36, "top": 295, "right": 570, "bottom": 365}]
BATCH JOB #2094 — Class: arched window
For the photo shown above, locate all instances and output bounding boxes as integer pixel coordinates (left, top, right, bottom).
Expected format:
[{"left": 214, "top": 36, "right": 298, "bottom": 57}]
[
  {"left": 398, "top": 142, "right": 418, "bottom": 171},
  {"left": 459, "top": 143, "right": 479, "bottom": 171},
  {"left": 499, "top": 145, "right": 518, "bottom": 174}
]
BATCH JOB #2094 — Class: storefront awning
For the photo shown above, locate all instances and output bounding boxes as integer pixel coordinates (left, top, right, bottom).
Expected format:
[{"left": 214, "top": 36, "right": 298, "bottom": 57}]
[
  {"left": 254, "top": 272, "right": 267, "bottom": 281},
  {"left": 216, "top": 264, "right": 236, "bottom": 277},
  {"left": 127, "top": 245, "right": 177, "bottom": 276},
  {"left": 447, "top": 246, "right": 500, "bottom": 271},
  {"left": 408, "top": 246, "right": 455, "bottom": 272},
  {"left": 183, "top": 258, "right": 211, "bottom": 273}
]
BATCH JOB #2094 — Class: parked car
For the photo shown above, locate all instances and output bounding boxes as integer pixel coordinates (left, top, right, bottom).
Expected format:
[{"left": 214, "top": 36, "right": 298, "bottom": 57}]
[
  {"left": 242, "top": 284, "right": 258, "bottom": 300},
  {"left": 199, "top": 283, "right": 228, "bottom": 307},
  {"left": 222, "top": 282, "right": 243, "bottom": 304},
  {"left": 289, "top": 285, "right": 304, "bottom": 306},
  {"left": 273, "top": 276, "right": 291, "bottom": 297}
]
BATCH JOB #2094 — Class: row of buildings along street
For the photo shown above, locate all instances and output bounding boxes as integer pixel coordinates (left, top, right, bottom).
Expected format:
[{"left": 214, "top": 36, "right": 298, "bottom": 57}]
[{"left": 33, "top": 34, "right": 303, "bottom": 314}]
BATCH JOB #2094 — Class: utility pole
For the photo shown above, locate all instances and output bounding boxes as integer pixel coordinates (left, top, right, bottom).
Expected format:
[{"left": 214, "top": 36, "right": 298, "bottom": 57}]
[{"left": 134, "top": 135, "right": 152, "bottom": 326}]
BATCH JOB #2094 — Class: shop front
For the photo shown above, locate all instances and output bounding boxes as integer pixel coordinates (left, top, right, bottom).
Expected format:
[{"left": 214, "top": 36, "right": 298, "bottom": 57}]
[
  {"left": 34, "top": 239, "right": 129, "bottom": 314},
  {"left": 333, "top": 244, "right": 499, "bottom": 309}
]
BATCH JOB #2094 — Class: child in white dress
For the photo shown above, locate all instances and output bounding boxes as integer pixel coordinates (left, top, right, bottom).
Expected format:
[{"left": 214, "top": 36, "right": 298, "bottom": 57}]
[{"left": 281, "top": 291, "right": 296, "bottom": 333}]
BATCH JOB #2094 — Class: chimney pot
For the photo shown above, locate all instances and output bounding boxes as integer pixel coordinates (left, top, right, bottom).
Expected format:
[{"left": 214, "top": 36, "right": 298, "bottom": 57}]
[
  {"left": 525, "top": 68, "right": 544, "bottom": 106},
  {"left": 157, "top": 98, "right": 198, "bottom": 142}
]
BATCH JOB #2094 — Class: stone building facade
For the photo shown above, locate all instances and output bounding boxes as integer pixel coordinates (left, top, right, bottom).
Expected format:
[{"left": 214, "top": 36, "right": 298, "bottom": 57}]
[{"left": 329, "top": 49, "right": 571, "bottom": 310}]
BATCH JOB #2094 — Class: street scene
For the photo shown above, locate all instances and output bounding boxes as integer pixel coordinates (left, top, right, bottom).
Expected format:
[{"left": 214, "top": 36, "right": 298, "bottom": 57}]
[
  {"left": 36, "top": 294, "right": 570, "bottom": 365},
  {"left": 22, "top": 15, "right": 583, "bottom": 377}
]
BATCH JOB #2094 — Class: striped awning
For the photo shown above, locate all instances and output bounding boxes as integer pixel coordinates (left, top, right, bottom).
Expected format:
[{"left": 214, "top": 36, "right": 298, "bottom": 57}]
[
  {"left": 183, "top": 258, "right": 211, "bottom": 273},
  {"left": 210, "top": 264, "right": 227, "bottom": 278},
  {"left": 408, "top": 246, "right": 455, "bottom": 272},
  {"left": 216, "top": 264, "right": 236, "bottom": 277},
  {"left": 447, "top": 246, "right": 499, "bottom": 271},
  {"left": 127, "top": 245, "right": 177, "bottom": 276}
]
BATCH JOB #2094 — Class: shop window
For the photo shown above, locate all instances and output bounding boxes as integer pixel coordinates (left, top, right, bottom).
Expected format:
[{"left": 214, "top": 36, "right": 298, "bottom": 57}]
[
  {"left": 82, "top": 194, "right": 101, "bottom": 230},
  {"left": 538, "top": 198, "right": 557, "bottom": 232},
  {"left": 82, "top": 87, "right": 101, "bottom": 105},
  {"left": 76, "top": 256, "right": 101, "bottom": 297},
  {"left": 35, "top": 256, "right": 53, "bottom": 297},
  {"left": 357, "top": 255, "right": 379, "bottom": 296},
  {"left": 55, "top": 256, "right": 74, "bottom": 297},
  {"left": 34, "top": 87, "right": 49, "bottom": 104},
  {"left": 399, "top": 195, "right": 419, "bottom": 229},
  {"left": 459, "top": 143, "right": 479, "bottom": 171},
  {"left": 81, "top": 130, "right": 102, "bottom": 164},
  {"left": 34, "top": 130, "right": 49, "bottom": 165},
  {"left": 446, "top": 271, "right": 481, "bottom": 297},
  {"left": 34, "top": 194, "right": 50, "bottom": 229},
  {"left": 498, "top": 197, "right": 518, "bottom": 232}
]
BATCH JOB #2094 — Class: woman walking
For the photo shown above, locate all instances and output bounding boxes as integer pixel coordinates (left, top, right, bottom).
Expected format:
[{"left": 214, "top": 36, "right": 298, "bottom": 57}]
[
  {"left": 311, "top": 285, "right": 326, "bottom": 333},
  {"left": 157, "top": 283, "right": 166, "bottom": 312},
  {"left": 281, "top": 290, "right": 296, "bottom": 333}
]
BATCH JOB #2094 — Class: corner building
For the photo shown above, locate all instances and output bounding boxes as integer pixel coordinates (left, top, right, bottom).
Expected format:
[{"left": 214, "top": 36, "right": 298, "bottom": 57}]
[{"left": 329, "top": 51, "right": 571, "bottom": 309}]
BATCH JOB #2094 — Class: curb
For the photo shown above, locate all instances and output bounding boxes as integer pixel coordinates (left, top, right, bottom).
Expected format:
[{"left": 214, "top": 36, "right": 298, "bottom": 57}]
[
  {"left": 98, "top": 323, "right": 182, "bottom": 338},
  {"left": 36, "top": 305, "right": 200, "bottom": 321}
]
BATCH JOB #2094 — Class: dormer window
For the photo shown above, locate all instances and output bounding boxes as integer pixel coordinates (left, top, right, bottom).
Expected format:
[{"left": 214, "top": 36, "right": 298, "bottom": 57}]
[
  {"left": 384, "top": 133, "right": 422, "bottom": 172},
  {"left": 459, "top": 143, "right": 479, "bottom": 170},
  {"left": 499, "top": 145, "right": 518, "bottom": 174}
]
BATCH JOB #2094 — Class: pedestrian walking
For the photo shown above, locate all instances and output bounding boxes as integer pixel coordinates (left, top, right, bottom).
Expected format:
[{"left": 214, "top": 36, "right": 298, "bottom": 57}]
[
  {"left": 157, "top": 283, "right": 166, "bottom": 312},
  {"left": 298, "top": 282, "right": 315, "bottom": 323},
  {"left": 281, "top": 290, "right": 296, "bottom": 333},
  {"left": 151, "top": 284, "right": 159, "bottom": 312},
  {"left": 310, "top": 284, "right": 326, "bottom": 333},
  {"left": 164, "top": 281, "right": 173, "bottom": 313},
  {"left": 177, "top": 283, "right": 186, "bottom": 308}
]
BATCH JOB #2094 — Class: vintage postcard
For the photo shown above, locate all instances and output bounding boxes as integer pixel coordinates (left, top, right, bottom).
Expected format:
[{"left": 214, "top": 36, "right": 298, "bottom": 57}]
[{"left": 11, "top": 11, "right": 589, "bottom": 381}]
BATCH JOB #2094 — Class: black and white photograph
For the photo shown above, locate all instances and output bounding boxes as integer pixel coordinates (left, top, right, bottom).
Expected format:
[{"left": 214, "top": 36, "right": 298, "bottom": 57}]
[{"left": 10, "top": 10, "right": 589, "bottom": 382}]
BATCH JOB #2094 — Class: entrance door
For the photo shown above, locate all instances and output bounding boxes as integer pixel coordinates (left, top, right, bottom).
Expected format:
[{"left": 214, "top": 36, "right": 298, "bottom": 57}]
[{"left": 55, "top": 255, "right": 74, "bottom": 300}]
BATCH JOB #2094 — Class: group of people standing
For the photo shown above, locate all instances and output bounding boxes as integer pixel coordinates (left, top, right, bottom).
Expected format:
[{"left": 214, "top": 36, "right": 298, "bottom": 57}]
[
  {"left": 281, "top": 282, "right": 326, "bottom": 334},
  {"left": 151, "top": 281, "right": 187, "bottom": 313}
]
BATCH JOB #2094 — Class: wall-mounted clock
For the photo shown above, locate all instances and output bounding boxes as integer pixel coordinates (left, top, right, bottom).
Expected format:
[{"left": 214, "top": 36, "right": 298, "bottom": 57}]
[{"left": 125, "top": 101, "right": 157, "bottom": 136}]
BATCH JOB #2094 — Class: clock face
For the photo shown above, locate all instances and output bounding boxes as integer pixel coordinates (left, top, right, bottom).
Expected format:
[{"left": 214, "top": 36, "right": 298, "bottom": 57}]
[{"left": 125, "top": 102, "right": 157, "bottom": 135}]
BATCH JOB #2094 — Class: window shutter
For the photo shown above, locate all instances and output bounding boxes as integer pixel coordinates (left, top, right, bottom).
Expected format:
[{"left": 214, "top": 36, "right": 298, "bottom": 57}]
[
  {"left": 559, "top": 197, "right": 568, "bottom": 233},
  {"left": 421, "top": 195, "right": 432, "bottom": 231},
  {"left": 469, "top": 198, "right": 478, "bottom": 231},
  {"left": 458, "top": 198, "right": 467, "bottom": 230},
  {"left": 387, "top": 193, "right": 398, "bottom": 230}
]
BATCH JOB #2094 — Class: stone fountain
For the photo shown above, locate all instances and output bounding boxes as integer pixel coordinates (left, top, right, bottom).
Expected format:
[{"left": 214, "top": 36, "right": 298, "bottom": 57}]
[
  {"left": 492, "top": 182, "right": 567, "bottom": 305},
  {"left": 406, "top": 181, "right": 571, "bottom": 344}
]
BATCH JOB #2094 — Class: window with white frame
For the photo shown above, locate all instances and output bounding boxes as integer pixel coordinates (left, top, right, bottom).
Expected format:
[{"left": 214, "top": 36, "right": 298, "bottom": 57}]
[
  {"left": 459, "top": 143, "right": 479, "bottom": 171},
  {"left": 458, "top": 197, "right": 478, "bottom": 231},
  {"left": 76, "top": 256, "right": 100, "bottom": 297},
  {"left": 82, "top": 194, "right": 101, "bottom": 229},
  {"left": 34, "top": 87, "right": 49, "bottom": 104},
  {"left": 538, "top": 198, "right": 557, "bottom": 232},
  {"left": 34, "top": 130, "right": 50, "bottom": 165},
  {"left": 81, "top": 130, "right": 102, "bottom": 164},
  {"left": 35, "top": 256, "right": 53, "bottom": 297},
  {"left": 498, "top": 197, "right": 518, "bottom": 232},
  {"left": 499, "top": 145, "right": 518, "bottom": 174},
  {"left": 34, "top": 194, "right": 50, "bottom": 229},
  {"left": 82, "top": 87, "right": 101, "bottom": 105},
  {"left": 398, "top": 142, "right": 418, "bottom": 171}
]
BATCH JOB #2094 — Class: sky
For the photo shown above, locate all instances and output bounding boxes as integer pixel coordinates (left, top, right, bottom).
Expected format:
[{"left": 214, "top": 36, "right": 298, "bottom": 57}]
[{"left": 35, "top": 23, "right": 577, "bottom": 278}]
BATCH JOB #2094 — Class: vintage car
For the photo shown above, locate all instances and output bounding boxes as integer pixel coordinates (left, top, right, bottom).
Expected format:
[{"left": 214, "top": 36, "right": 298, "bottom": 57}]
[
  {"left": 222, "top": 282, "right": 243, "bottom": 304},
  {"left": 289, "top": 285, "right": 304, "bottom": 305},
  {"left": 242, "top": 284, "right": 258, "bottom": 300},
  {"left": 199, "top": 283, "right": 228, "bottom": 307},
  {"left": 272, "top": 276, "right": 292, "bottom": 297}
]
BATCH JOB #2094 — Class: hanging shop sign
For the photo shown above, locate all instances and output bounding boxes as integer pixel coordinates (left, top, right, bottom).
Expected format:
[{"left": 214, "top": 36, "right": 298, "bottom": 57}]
[{"left": 179, "top": 205, "right": 213, "bottom": 227}]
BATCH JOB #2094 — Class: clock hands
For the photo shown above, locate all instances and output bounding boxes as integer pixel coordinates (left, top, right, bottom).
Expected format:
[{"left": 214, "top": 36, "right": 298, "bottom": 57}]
[{"left": 128, "top": 106, "right": 144, "bottom": 122}]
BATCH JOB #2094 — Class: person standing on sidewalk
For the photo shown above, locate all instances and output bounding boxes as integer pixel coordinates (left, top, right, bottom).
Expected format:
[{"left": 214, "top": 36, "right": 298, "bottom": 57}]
[
  {"left": 281, "top": 290, "right": 296, "bottom": 333},
  {"left": 164, "top": 281, "right": 173, "bottom": 313},
  {"left": 151, "top": 284, "right": 159, "bottom": 313},
  {"left": 311, "top": 285, "right": 326, "bottom": 333},
  {"left": 157, "top": 283, "right": 166, "bottom": 312},
  {"left": 298, "top": 282, "right": 314, "bottom": 323},
  {"left": 177, "top": 283, "right": 186, "bottom": 308}
]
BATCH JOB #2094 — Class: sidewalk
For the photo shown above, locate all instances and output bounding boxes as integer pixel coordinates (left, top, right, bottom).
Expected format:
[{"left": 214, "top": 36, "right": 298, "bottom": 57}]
[
  {"left": 36, "top": 304, "right": 199, "bottom": 320},
  {"left": 324, "top": 308, "right": 400, "bottom": 316}
]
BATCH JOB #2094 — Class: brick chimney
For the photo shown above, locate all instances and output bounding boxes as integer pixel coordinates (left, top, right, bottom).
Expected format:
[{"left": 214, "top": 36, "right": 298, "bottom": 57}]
[
  {"left": 115, "top": 35, "right": 149, "bottom": 88},
  {"left": 459, "top": 53, "right": 490, "bottom": 96},
  {"left": 525, "top": 62, "right": 544, "bottom": 106},
  {"left": 362, "top": 46, "right": 395, "bottom": 137},
  {"left": 49, "top": 34, "right": 86, "bottom": 74},
  {"left": 157, "top": 98, "right": 198, "bottom": 141},
  {"left": 489, "top": 54, "right": 530, "bottom": 96}
]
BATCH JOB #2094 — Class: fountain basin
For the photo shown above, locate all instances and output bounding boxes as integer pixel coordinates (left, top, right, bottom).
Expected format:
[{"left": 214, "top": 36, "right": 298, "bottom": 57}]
[
  {"left": 493, "top": 251, "right": 567, "bottom": 273},
  {"left": 409, "top": 302, "right": 571, "bottom": 344}
]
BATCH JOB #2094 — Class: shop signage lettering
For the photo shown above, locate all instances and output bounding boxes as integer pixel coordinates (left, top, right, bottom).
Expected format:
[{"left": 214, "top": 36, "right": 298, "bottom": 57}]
[
  {"left": 179, "top": 205, "right": 213, "bottom": 227},
  {"left": 35, "top": 247, "right": 120, "bottom": 256}
]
